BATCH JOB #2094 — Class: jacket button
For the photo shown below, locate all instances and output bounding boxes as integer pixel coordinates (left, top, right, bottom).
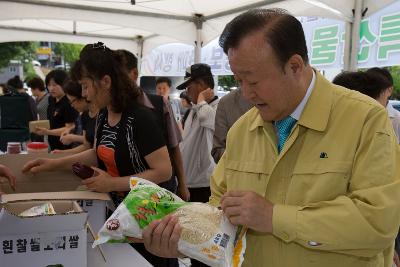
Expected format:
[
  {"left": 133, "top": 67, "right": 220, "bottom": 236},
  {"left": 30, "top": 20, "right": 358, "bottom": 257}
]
[
  {"left": 282, "top": 232, "right": 290, "bottom": 240},
  {"left": 308, "top": 241, "right": 321, "bottom": 246}
]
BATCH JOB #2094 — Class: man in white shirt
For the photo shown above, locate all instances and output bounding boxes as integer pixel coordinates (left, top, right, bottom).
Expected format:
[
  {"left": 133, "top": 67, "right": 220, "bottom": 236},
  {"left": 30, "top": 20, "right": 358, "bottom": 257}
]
[
  {"left": 177, "top": 64, "right": 219, "bottom": 203},
  {"left": 176, "top": 63, "right": 219, "bottom": 267}
]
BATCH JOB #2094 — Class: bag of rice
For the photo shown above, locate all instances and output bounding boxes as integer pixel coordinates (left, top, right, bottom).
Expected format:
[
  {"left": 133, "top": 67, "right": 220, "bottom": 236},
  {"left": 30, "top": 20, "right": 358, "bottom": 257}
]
[
  {"left": 19, "top": 202, "right": 56, "bottom": 217},
  {"left": 93, "top": 177, "right": 246, "bottom": 267}
]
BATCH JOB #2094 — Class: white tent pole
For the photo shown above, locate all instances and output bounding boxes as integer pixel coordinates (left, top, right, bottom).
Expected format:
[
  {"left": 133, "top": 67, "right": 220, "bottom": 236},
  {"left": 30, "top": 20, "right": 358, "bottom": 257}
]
[
  {"left": 193, "top": 14, "right": 204, "bottom": 63},
  {"left": 349, "top": 0, "right": 363, "bottom": 71},
  {"left": 343, "top": 21, "right": 352, "bottom": 71},
  {"left": 195, "top": 28, "right": 201, "bottom": 63},
  {"left": 73, "top": 20, "right": 77, "bottom": 34},
  {"left": 136, "top": 35, "right": 144, "bottom": 85}
]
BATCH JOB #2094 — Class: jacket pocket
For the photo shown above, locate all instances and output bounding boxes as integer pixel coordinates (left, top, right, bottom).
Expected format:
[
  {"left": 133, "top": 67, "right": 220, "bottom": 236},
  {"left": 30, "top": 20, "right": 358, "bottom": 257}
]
[
  {"left": 225, "top": 161, "right": 270, "bottom": 197},
  {"left": 287, "top": 161, "right": 352, "bottom": 204},
  {"left": 298, "top": 246, "right": 382, "bottom": 267}
]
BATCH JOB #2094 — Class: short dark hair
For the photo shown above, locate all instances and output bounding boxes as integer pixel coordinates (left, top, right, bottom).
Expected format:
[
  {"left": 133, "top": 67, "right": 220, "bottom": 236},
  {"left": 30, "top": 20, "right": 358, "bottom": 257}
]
[
  {"left": 63, "top": 80, "right": 83, "bottom": 99},
  {"left": 156, "top": 77, "right": 172, "bottom": 87},
  {"left": 332, "top": 71, "right": 368, "bottom": 91},
  {"left": 115, "top": 49, "right": 138, "bottom": 71},
  {"left": 71, "top": 42, "right": 140, "bottom": 113},
  {"left": 45, "top": 69, "right": 68, "bottom": 88},
  {"left": 333, "top": 71, "right": 391, "bottom": 100},
  {"left": 219, "top": 8, "right": 309, "bottom": 68},
  {"left": 366, "top": 67, "right": 393, "bottom": 86},
  {"left": 7, "top": 75, "right": 23, "bottom": 90},
  {"left": 27, "top": 77, "right": 45, "bottom": 92}
]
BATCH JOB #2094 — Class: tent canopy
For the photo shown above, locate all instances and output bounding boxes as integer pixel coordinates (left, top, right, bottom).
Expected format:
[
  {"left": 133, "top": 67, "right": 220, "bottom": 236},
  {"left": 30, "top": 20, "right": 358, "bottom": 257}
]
[{"left": 0, "top": 0, "right": 396, "bottom": 56}]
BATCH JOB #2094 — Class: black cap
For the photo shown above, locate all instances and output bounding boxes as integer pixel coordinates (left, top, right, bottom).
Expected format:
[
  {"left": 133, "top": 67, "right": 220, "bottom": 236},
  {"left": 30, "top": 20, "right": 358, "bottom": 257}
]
[{"left": 176, "top": 63, "right": 213, "bottom": 90}]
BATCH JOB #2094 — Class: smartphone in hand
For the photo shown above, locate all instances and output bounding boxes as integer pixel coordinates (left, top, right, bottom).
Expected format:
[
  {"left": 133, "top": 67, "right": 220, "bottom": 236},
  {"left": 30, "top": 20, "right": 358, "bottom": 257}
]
[{"left": 72, "top": 162, "right": 95, "bottom": 179}]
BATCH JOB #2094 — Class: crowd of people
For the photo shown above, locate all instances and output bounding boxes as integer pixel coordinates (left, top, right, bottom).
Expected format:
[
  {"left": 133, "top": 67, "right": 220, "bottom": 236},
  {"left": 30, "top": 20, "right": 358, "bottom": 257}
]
[{"left": 0, "top": 7, "right": 400, "bottom": 267}]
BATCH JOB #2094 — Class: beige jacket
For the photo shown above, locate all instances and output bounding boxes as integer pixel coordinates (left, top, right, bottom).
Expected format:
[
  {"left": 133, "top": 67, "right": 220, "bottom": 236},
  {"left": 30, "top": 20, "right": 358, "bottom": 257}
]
[{"left": 210, "top": 72, "right": 400, "bottom": 267}]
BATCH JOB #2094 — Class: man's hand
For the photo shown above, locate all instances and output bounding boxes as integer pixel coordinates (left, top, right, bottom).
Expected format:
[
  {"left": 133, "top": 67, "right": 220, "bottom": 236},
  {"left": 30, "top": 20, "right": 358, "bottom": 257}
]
[
  {"left": 34, "top": 126, "right": 48, "bottom": 136},
  {"left": 0, "top": 164, "right": 16, "bottom": 191},
  {"left": 197, "top": 88, "right": 214, "bottom": 104},
  {"left": 81, "top": 167, "right": 113, "bottom": 193},
  {"left": 221, "top": 191, "right": 274, "bottom": 233},
  {"left": 143, "top": 215, "right": 183, "bottom": 258}
]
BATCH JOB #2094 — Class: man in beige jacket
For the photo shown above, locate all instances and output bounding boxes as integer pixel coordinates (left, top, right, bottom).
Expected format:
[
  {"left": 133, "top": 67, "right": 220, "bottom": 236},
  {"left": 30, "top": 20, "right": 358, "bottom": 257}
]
[{"left": 140, "top": 8, "right": 400, "bottom": 267}]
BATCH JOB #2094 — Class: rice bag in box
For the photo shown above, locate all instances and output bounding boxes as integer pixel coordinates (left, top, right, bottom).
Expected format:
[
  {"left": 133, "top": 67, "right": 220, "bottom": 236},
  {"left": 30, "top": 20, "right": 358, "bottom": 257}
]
[
  {"left": 93, "top": 177, "right": 246, "bottom": 267},
  {"left": 19, "top": 202, "right": 56, "bottom": 217}
]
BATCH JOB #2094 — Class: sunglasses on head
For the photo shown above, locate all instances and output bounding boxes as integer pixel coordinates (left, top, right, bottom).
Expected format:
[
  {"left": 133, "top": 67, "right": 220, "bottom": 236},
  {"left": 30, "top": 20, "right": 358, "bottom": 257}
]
[{"left": 90, "top": 42, "right": 110, "bottom": 52}]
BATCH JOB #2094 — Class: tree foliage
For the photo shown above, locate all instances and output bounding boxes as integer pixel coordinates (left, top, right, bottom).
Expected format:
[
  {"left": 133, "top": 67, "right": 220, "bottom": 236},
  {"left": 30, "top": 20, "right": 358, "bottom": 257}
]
[
  {"left": 53, "top": 43, "right": 84, "bottom": 65},
  {"left": 388, "top": 66, "right": 400, "bottom": 99},
  {"left": 218, "top": 75, "right": 237, "bottom": 91},
  {"left": 0, "top": 42, "right": 37, "bottom": 69},
  {"left": 23, "top": 63, "right": 37, "bottom": 82}
]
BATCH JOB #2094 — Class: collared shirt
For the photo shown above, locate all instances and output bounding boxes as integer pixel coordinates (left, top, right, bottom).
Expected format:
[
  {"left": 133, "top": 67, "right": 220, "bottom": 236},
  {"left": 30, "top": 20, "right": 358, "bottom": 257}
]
[
  {"left": 387, "top": 102, "right": 399, "bottom": 118},
  {"left": 290, "top": 70, "right": 315, "bottom": 120},
  {"left": 212, "top": 88, "right": 253, "bottom": 163},
  {"left": 169, "top": 97, "right": 182, "bottom": 122},
  {"left": 210, "top": 71, "right": 400, "bottom": 267},
  {"left": 387, "top": 102, "right": 400, "bottom": 143},
  {"left": 180, "top": 97, "right": 219, "bottom": 188}
]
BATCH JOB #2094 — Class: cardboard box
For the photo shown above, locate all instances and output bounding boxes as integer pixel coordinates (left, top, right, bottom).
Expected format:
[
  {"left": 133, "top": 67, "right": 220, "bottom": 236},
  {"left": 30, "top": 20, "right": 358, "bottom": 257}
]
[
  {"left": 87, "top": 227, "right": 152, "bottom": 267},
  {"left": 2, "top": 192, "right": 110, "bottom": 233},
  {"left": 29, "top": 120, "right": 50, "bottom": 133},
  {"left": 88, "top": 242, "right": 153, "bottom": 267},
  {"left": 0, "top": 154, "right": 111, "bottom": 232},
  {"left": 0, "top": 200, "right": 152, "bottom": 267},
  {"left": 0, "top": 199, "right": 87, "bottom": 267}
]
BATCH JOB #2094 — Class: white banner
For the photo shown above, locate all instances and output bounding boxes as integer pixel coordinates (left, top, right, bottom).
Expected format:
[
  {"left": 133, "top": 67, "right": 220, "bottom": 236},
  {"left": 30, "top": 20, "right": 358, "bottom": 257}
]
[
  {"left": 140, "top": 43, "right": 194, "bottom": 76},
  {"left": 201, "top": 38, "right": 232, "bottom": 76},
  {"left": 140, "top": 1, "right": 400, "bottom": 76}
]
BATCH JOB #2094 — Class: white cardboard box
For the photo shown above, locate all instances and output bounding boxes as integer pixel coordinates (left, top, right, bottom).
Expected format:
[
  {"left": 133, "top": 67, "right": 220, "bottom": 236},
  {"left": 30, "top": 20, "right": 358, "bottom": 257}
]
[
  {"left": 29, "top": 120, "right": 50, "bottom": 133},
  {"left": 87, "top": 234, "right": 152, "bottom": 267},
  {"left": 2, "top": 192, "right": 110, "bottom": 233},
  {"left": 0, "top": 154, "right": 111, "bottom": 232},
  {"left": 88, "top": 243, "right": 153, "bottom": 267},
  {"left": 0, "top": 200, "right": 87, "bottom": 267}
]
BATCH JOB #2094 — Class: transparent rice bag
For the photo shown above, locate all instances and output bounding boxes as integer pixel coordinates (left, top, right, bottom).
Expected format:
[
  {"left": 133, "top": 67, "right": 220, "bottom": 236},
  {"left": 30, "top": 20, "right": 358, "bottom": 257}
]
[{"left": 93, "top": 177, "right": 246, "bottom": 267}]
